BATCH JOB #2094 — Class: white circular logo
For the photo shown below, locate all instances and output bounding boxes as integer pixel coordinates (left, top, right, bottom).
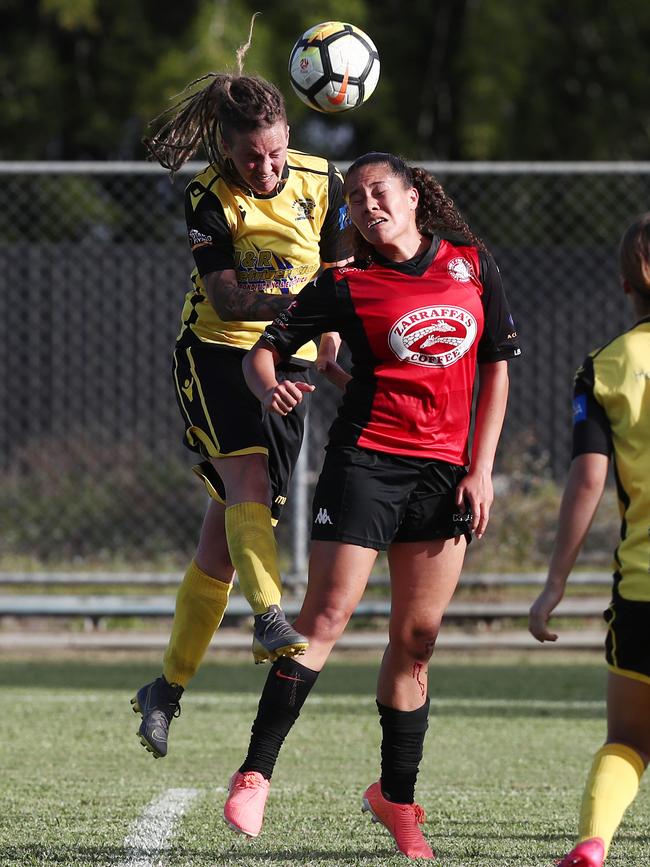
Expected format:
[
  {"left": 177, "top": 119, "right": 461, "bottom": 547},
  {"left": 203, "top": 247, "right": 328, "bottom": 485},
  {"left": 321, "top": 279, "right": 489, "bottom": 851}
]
[
  {"left": 388, "top": 305, "right": 478, "bottom": 367},
  {"left": 447, "top": 257, "right": 474, "bottom": 282}
]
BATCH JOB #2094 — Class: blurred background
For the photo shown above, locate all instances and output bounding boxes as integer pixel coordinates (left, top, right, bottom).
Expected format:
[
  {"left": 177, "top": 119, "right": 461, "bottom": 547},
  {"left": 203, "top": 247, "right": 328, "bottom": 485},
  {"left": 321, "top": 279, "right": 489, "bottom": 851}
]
[{"left": 1, "top": 0, "right": 649, "bottom": 581}]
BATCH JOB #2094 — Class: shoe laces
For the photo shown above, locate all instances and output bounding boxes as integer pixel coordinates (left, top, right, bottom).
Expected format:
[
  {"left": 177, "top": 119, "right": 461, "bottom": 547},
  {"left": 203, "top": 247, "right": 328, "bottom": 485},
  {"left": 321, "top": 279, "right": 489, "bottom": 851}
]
[
  {"left": 412, "top": 804, "right": 426, "bottom": 825},
  {"left": 257, "top": 610, "right": 295, "bottom": 639},
  {"left": 237, "top": 772, "right": 266, "bottom": 790}
]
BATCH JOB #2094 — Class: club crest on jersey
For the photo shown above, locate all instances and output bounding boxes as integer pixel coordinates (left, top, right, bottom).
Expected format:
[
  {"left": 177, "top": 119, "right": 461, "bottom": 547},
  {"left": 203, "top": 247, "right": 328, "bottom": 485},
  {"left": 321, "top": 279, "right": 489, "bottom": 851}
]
[
  {"left": 388, "top": 305, "right": 478, "bottom": 368},
  {"left": 292, "top": 197, "right": 316, "bottom": 221},
  {"left": 447, "top": 257, "right": 474, "bottom": 282}
]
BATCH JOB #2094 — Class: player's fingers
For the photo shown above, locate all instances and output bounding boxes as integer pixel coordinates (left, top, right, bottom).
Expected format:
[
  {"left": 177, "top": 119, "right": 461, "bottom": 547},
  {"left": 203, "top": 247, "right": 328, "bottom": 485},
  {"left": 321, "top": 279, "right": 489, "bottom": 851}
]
[
  {"left": 528, "top": 609, "right": 558, "bottom": 643},
  {"left": 475, "top": 502, "right": 490, "bottom": 538},
  {"left": 294, "top": 381, "right": 316, "bottom": 393}
]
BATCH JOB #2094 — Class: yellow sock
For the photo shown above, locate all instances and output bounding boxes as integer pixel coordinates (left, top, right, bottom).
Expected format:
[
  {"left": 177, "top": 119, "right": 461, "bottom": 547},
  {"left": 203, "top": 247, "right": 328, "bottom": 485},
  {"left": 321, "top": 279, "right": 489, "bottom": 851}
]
[
  {"left": 163, "top": 560, "right": 232, "bottom": 687},
  {"left": 578, "top": 742, "right": 645, "bottom": 854},
  {"left": 225, "top": 501, "right": 282, "bottom": 614}
]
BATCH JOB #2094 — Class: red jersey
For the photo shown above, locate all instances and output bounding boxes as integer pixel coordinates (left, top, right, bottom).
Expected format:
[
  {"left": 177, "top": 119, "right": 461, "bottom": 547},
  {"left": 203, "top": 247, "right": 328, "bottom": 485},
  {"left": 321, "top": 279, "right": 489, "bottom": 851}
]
[{"left": 262, "top": 235, "right": 521, "bottom": 464}]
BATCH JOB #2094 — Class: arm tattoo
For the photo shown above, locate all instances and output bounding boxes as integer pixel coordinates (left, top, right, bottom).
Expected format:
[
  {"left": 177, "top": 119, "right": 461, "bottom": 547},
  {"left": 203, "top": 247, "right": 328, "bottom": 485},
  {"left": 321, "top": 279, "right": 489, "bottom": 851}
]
[{"left": 209, "top": 277, "right": 296, "bottom": 321}]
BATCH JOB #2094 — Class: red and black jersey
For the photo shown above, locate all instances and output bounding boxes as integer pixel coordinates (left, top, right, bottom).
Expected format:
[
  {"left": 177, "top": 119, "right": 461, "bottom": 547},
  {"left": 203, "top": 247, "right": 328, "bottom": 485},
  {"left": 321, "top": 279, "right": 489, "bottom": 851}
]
[{"left": 262, "top": 235, "right": 521, "bottom": 464}]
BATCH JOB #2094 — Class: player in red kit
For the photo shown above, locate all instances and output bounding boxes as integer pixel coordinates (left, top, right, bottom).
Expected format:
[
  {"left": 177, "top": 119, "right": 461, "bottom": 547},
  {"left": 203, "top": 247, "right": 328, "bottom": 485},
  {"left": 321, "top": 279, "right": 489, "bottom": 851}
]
[{"left": 223, "top": 152, "right": 521, "bottom": 859}]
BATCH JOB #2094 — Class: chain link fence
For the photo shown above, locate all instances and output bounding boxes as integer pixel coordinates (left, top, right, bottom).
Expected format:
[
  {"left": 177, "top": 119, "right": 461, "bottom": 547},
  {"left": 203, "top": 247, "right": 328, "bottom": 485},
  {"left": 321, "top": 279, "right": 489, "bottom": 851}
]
[{"left": 1, "top": 161, "right": 648, "bottom": 573}]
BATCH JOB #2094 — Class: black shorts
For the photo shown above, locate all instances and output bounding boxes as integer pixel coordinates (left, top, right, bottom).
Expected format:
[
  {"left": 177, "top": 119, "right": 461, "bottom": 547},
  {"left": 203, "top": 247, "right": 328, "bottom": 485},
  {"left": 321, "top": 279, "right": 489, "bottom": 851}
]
[
  {"left": 173, "top": 334, "right": 311, "bottom": 522},
  {"left": 310, "top": 445, "right": 470, "bottom": 549},
  {"left": 604, "top": 589, "right": 650, "bottom": 682}
]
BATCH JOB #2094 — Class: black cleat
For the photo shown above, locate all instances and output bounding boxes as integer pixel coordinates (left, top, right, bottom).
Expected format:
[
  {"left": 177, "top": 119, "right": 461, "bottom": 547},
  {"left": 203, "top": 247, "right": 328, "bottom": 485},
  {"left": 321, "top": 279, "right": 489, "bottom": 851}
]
[
  {"left": 130, "top": 676, "right": 183, "bottom": 758},
  {"left": 252, "top": 604, "right": 309, "bottom": 664}
]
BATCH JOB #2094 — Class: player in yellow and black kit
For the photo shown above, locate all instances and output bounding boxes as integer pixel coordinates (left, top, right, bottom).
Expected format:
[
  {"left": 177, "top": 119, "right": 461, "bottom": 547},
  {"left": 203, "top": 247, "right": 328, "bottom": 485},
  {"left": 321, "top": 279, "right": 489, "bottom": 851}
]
[
  {"left": 130, "top": 26, "right": 351, "bottom": 760},
  {"left": 529, "top": 214, "right": 650, "bottom": 867}
]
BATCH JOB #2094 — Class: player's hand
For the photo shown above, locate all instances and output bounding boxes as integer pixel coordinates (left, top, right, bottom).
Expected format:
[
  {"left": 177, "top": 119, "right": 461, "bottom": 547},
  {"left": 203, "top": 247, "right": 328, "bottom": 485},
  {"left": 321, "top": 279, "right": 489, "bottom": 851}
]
[
  {"left": 455, "top": 469, "right": 493, "bottom": 539},
  {"left": 528, "top": 584, "right": 564, "bottom": 642},
  {"left": 262, "top": 380, "right": 315, "bottom": 415},
  {"left": 316, "top": 358, "right": 351, "bottom": 392}
]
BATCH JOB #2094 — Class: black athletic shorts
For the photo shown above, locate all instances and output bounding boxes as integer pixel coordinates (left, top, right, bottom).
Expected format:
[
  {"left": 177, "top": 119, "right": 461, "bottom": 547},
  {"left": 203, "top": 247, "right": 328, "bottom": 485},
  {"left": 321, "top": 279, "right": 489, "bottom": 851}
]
[
  {"left": 604, "top": 587, "right": 650, "bottom": 682},
  {"left": 173, "top": 332, "right": 311, "bottom": 523},
  {"left": 310, "top": 445, "right": 470, "bottom": 549}
]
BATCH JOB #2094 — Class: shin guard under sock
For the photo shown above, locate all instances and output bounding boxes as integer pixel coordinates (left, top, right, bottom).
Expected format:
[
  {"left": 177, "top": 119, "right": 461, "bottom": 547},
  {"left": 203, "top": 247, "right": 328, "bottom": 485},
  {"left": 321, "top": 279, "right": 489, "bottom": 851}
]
[
  {"left": 240, "top": 656, "right": 319, "bottom": 779},
  {"left": 225, "top": 501, "right": 282, "bottom": 613},
  {"left": 377, "top": 698, "right": 430, "bottom": 804},
  {"left": 578, "top": 742, "right": 645, "bottom": 854},
  {"left": 163, "top": 560, "right": 232, "bottom": 687}
]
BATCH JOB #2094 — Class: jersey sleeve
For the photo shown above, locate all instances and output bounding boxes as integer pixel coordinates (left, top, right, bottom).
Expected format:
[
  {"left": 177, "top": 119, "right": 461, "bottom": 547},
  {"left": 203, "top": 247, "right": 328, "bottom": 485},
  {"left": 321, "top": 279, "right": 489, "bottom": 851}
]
[
  {"left": 571, "top": 355, "right": 612, "bottom": 457},
  {"left": 261, "top": 269, "right": 340, "bottom": 358},
  {"left": 476, "top": 251, "right": 521, "bottom": 362},
  {"left": 184, "top": 181, "right": 235, "bottom": 276},
  {"left": 317, "top": 163, "right": 353, "bottom": 264}
]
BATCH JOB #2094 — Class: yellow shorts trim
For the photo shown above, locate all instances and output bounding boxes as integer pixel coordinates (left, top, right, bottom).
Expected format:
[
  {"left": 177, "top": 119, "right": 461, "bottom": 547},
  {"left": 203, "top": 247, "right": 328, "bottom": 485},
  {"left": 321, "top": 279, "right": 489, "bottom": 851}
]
[
  {"left": 186, "top": 426, "right": 269, "bottom": 461},
  {"left": 607, "top": 664, "right": 650, "bottom": 687}
]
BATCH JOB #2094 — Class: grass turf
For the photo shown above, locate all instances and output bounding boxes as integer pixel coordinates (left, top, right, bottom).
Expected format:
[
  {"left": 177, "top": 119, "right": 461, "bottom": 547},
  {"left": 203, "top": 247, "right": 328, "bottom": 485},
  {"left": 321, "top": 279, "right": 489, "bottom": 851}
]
[{"left": 0, "top": 650, "right": 647, "bottom": 866}]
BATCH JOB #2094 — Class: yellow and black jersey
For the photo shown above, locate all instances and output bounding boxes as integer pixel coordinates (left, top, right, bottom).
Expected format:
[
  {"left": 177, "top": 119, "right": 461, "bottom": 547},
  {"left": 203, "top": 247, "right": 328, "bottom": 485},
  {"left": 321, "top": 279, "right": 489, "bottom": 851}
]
[
  {"left": 572, "top": 315, "right": 650, "bottom": 601},
  {"left": 179, "top": 149, "right": 351, "bottom": 361}
]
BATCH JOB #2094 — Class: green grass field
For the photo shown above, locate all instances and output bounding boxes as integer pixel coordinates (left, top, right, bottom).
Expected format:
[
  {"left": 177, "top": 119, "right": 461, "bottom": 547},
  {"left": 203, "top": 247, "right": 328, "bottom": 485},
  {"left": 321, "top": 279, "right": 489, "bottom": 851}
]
[{"left": 0, "top": 650, "right": 648, "bottom": 867}]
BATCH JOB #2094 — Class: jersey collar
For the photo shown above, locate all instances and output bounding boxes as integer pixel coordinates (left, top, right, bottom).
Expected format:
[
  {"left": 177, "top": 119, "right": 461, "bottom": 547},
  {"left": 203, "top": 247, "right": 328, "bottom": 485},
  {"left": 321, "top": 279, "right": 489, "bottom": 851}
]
[{"left": 372, "top": 234, "right": 441, "bottom": 275}]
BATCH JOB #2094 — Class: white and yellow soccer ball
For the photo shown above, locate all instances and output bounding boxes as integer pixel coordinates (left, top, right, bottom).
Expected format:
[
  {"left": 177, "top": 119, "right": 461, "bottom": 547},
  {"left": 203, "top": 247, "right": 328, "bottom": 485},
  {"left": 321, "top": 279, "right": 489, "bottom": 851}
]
[{"left": 288, "top": 21, "right": 380, "bottom": 113}]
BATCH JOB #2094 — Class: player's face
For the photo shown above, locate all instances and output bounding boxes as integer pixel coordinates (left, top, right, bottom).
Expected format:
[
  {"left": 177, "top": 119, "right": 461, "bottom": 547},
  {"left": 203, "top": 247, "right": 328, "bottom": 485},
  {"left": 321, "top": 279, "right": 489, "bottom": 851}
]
[
  {"left": 223, "top": 122, "right": 289, "bottom": 195},
  {"left": 345, "top": 164, "right": 419, "bottom": 255}
]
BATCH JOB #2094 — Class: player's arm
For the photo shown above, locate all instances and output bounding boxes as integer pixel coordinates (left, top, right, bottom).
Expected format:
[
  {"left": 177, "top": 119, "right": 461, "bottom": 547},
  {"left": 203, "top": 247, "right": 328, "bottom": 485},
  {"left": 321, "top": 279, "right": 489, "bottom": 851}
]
[
  {"left": 455, "top": 360, "right": 509, "bottom": 539},
  {"left": 203, "top": 270, "right": 297, "bottom": 321},
  {"left": 528, "top": 356, "right": 612, "bottom": 642},
  {"left": 313, "top": 165, "right": 354, "bottom": 387},
  {"left": 457, "top": 252, "right": 520, "bottom": 537},
  {"left": 528, "top": 453, "right": 608, "bottom": 642},
  {"left": 243, "top": 271, "right": 340, "bottom": 411},
  {"left": 186, "top": 182, "right": 298, "bottom": 321},
  {"left": 243, "top": 339, "right": 314, "bottom": 416}
]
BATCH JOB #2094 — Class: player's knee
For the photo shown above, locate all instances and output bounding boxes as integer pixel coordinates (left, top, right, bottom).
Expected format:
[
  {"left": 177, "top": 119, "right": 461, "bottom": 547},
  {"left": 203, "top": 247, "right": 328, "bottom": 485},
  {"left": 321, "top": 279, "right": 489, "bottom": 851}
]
[
  {"left": 393, "top": 620, "right": 441, "bottom": 661},
  {"left": 298, "top": 603, "right": 353, "bottom": 644}
]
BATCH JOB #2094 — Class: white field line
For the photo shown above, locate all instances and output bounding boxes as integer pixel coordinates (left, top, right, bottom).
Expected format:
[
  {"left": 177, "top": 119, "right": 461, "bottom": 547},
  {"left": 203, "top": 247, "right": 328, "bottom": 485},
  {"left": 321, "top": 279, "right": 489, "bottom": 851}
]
[
  {"left": 7, "top": 691, "right": 606, "bottom": 711},
  {"left": 118, "top": 787, "right": 199, "bottom": 867}
]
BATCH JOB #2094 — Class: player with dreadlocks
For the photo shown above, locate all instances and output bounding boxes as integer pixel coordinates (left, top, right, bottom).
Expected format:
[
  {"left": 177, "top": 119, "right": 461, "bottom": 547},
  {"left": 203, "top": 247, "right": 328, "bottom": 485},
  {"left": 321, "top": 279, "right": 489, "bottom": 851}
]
[{"left": 131, "top": 15, "right": 352, "bottom": 760}]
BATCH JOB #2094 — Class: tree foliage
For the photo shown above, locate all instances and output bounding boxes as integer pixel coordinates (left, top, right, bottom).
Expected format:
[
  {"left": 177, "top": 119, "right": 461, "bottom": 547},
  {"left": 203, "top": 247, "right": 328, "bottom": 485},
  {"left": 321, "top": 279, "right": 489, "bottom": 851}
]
[{"left": 2, "top": 0, "right": 650, "bottom": 161}]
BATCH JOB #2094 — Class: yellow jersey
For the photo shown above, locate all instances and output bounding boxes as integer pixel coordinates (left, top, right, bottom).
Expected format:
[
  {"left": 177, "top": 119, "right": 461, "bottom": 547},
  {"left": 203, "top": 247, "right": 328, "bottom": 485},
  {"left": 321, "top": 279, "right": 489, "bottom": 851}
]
[
  {"left": 179, "top": 149, "right": 351, "bottom": 362},
  {"left": 572, "top": 316, "right": 650, "bottom": 600}
]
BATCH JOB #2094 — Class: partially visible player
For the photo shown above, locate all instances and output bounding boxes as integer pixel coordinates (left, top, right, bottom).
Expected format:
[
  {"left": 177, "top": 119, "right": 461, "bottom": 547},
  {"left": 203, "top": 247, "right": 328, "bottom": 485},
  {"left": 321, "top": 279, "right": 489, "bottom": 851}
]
[
  {"left": 130, "top": 18, "right": 351, "bottom": 759},
  {"left": 529, "top": 214, "right": 650, "bottom": 866},
  {"left": 222, "top": 152, "right": 521, "bottom": 859}
]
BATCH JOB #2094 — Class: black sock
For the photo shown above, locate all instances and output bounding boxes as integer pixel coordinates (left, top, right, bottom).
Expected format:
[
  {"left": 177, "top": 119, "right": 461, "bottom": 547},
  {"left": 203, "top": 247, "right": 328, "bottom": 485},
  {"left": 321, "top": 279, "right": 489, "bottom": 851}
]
[
  {"left": 240, "top": 656, "right": 319, "bottom": 779},
  {"left": 377, "top": 698, "right": 430, "bottom": 804}
]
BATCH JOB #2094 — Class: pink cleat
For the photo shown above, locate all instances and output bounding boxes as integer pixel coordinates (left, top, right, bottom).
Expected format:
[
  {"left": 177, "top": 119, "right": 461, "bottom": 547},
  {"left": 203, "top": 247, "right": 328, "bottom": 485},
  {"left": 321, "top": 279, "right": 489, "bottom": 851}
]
[
  {"left": 556, "top": 837, "right": 605, "bottom": 867},
  {"left": 223, "top": 770, "right": 270, "bottom": 838},
  {"left": 362, "top": 781, "right": 435, "bottom": 860}
]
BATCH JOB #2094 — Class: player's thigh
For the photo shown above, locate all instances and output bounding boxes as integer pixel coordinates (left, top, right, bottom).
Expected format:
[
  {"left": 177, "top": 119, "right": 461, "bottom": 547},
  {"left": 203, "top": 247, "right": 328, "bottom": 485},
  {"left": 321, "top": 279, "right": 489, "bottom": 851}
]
[
  {"left": 212, "top": 452, "right": 271, "bottom": 505},
  {"left": 387, "top": 535, "right": 467, "bottom": 638},
  {"left": 295, "top": 540, "right": 378, "bottom": 639}
]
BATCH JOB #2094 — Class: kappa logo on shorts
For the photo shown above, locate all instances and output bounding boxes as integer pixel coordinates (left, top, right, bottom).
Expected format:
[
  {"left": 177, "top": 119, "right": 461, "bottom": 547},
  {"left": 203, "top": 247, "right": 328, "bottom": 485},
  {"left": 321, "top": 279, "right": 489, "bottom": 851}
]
[{"left": 314, "top": 507, "right": 333, "bottom": 525}]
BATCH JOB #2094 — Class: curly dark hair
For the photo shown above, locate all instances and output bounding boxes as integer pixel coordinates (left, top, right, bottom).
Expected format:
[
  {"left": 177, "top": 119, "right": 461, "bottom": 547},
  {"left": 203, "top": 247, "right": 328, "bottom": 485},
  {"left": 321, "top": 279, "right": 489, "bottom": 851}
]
[
  {"left": 143, "top": 14, "right": 286, "bottom": 180},
  {"left": 619, "top": 213, "right": 650, "bottom": 299},
  {"left": 343, "top": 152, "right": 486, "bottom": 263}
]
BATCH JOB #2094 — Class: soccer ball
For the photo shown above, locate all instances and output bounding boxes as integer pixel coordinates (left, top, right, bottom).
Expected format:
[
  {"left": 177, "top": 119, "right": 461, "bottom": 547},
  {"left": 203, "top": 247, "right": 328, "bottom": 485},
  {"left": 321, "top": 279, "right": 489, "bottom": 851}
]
[{"left": 288, "top": 21, "right": 380, "bottom": 113}]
